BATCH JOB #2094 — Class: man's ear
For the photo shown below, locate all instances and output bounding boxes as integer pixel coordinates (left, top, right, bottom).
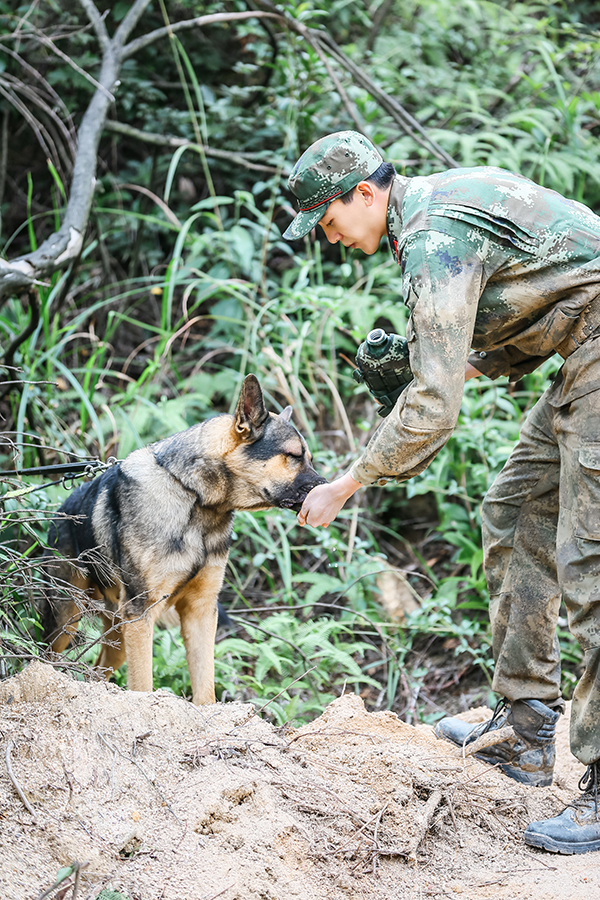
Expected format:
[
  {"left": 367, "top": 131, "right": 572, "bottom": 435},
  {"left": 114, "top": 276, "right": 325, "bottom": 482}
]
[
  {"left": 279, "top": 406, "right": 293, "bottom": 424},
  {"left": 234, "top": 374, "right": 269, "bottom": 442},
  {"left": 356, "top": 181, "right": 376, "bottom": 207}
]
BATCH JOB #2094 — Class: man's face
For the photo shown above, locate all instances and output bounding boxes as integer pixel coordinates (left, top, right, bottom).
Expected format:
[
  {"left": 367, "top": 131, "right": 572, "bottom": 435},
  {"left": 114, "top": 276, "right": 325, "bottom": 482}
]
[{"left": 318, "top": 183, "right": 388, "bottom": 255}]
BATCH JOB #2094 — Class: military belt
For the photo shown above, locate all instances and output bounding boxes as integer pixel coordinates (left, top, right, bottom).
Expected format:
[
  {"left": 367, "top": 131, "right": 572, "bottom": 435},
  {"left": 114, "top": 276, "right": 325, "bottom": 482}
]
[{"left": 556, "top": 292, "right": 600, "bottom": 359}]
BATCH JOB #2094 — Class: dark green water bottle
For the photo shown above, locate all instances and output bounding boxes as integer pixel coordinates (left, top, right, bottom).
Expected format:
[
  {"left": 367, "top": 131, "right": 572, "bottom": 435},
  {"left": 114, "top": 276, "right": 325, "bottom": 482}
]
[{"left": 352, "top": 328, "right": 414, "bottom": 417}]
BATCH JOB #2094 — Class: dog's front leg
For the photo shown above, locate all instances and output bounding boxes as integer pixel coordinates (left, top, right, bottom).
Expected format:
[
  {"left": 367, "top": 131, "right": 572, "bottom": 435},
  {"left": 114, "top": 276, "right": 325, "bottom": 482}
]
[
  {"left": 176, "top": 564, "right": 225, "bottom": 705},
  {"left": 122, "top": 614, "right": 155, "bottom": 693}
]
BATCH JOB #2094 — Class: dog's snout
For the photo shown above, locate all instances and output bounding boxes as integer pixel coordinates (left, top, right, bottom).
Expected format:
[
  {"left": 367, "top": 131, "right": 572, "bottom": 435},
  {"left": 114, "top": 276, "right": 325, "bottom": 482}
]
[{"left": 276, "top": 470, "right": 327, "bottom": 512}]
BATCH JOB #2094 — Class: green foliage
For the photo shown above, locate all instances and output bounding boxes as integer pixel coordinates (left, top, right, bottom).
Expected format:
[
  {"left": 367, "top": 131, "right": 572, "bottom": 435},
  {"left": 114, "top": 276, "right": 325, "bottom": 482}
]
[
  {"left": 149, "top": 611, "right": 381, "bottom": 726},
  {"left": 1, "top": 0, "right": 591, "bottom": 719}
]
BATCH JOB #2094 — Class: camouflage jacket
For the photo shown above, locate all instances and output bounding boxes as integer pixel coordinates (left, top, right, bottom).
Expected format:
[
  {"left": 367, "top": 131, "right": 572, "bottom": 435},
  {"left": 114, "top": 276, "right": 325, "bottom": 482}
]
[{"left": 349, "top": 167, "right": 600, "bottom": 485}]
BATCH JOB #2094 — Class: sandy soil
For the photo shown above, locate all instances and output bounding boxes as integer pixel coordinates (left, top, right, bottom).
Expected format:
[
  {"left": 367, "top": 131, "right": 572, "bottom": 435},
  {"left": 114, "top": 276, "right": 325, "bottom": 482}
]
[{"left": 0, "top": 662, "right": 597, "bottom": 900}]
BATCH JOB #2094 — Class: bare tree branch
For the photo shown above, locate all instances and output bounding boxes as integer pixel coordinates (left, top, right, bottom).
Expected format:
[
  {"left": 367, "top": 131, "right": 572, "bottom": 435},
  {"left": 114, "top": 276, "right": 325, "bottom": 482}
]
[
  {"left": 1, "top": 72, "right": 76, "bottom": 169},
  {"left": 0, "top": 82, "right": 58, "bottom": 165},
  {"left": 122, "top": 10, "right": 283, "bottom": 60},
  {"left": 104, "top": 120, "right": 287, "bottom": 174},
  {"left": 78, "top": 0, "right": 110, "bottom": 50},
  {"left": 0, "top": 2, "right": 288, "bottom": 299},
  {"left": 0, "top": 0, "right": 152, "bottom": 298},
  {"left": 34, "top": 30, "right": 115, "bottom": 101},
  {"left": 113, "top": 0, "right": 155, "bottom": 51},
  {"left": 0, "top": 44, "right": 76, "bottom": 134}
]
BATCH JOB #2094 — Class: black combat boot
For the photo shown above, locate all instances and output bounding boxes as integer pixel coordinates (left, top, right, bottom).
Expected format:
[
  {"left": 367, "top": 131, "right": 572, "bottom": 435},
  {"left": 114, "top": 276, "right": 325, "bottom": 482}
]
[
  {"left": 524, "top": 761, "right": 600, "bottom": 854},
  {"left": 434, "top": 698, "right": 561, "bottom": 787}
]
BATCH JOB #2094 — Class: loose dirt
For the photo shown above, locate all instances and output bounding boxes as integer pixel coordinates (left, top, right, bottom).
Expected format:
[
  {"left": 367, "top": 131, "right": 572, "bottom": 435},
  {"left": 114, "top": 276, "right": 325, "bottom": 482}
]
[{"left": 0, "top": 662, "right": 597, "bottom": 900}]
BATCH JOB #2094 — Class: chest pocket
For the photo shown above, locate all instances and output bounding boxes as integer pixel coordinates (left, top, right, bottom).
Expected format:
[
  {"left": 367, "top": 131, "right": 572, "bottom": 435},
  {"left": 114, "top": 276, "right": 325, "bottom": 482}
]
[{"left": 428, "top": 203, "right": 540, "bottom": 253}]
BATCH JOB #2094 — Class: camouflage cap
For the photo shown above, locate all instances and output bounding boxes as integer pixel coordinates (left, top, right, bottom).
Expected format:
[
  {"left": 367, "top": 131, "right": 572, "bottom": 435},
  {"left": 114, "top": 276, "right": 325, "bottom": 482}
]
[{"left": 283, "top": 131, "right": 383, "bottom": 240}]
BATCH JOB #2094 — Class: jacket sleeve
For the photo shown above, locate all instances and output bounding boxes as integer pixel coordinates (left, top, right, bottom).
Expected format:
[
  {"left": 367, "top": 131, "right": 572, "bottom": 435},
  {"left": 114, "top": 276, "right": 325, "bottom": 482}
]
[
  {"left": 467, "top": 346, "right": 555, "bottom": 381},
  {"left": 349, "top": 231, "right": 485, "bottom": 486}
]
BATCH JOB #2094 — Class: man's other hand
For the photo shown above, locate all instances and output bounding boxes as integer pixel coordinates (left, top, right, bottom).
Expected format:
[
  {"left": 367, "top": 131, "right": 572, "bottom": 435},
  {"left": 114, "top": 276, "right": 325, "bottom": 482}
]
[{"left": 297, "top": 473, "right": 362, "bottom": 528}]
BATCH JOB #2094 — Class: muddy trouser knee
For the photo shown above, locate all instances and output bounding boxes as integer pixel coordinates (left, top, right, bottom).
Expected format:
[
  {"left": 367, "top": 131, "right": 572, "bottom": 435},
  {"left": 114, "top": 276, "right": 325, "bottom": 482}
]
[
  {"left": 482, "top": 391, "right": 562, "bottom": 702},
  {"left": 483, "top": 379, "right": 600, "bottom": 764}
]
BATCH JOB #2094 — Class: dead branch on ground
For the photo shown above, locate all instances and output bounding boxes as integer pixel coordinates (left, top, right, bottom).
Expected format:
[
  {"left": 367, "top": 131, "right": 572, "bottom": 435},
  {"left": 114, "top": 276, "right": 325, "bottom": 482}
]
[{"left": 5, "top": 738, "right": 37, "bottom": 822}]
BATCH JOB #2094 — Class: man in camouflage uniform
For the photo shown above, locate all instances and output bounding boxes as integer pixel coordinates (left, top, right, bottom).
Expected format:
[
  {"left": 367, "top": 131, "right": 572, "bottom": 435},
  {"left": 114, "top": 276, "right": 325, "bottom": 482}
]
[{"left": 284, "top": 130, "right": 600, "bottom": 855}]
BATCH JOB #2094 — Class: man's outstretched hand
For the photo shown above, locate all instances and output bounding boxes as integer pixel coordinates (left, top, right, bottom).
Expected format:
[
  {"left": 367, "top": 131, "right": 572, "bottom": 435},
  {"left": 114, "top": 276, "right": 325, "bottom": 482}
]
[
  {"left": 297, "top": 473, "right": 362, "bottom": 528},
  {"left": 298, "top": 360, "right": 480, "bottom": 528}
]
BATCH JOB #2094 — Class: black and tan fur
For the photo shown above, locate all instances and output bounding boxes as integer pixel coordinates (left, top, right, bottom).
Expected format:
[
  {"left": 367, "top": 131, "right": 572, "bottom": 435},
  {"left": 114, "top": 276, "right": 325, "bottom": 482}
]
[{"left": 41, "top": 374, "right": 325, "bottom": 704}]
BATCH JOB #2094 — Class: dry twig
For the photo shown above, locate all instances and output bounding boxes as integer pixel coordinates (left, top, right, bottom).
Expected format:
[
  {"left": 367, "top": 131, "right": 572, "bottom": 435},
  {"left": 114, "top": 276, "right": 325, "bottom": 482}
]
[
  {"left": 455, "top": 725, "right": 515, "bottom": 759},
  {"left": 371, "top": 802, "right": 387, "bottom": 875},
  {"left": 405, "top": 789, "right": 443, "bottom": 860},
  {"left": 326, "top": 804, "right": 386, "bottom": 856},
  {"left": 5, "top": 738, "right": 37, "bottom": 822},
  {"left": 97, "top": 733, "right": 183, "bottom": 825},
  {"left": 201, "top": 885, "right": 235, "bottom": 900},
  {"left": 34, "top": 861, "right": 89, "bottom": 900}
]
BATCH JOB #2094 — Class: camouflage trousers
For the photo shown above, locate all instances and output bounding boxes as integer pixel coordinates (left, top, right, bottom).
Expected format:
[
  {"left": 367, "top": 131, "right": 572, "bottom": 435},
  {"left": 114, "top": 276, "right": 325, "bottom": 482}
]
[{"left": 482, "top": 336, "right": 600, "bottom": 765}]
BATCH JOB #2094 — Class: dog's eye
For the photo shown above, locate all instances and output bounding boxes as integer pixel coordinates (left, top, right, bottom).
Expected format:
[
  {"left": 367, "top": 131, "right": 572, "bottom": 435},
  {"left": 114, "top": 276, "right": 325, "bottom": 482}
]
[{"left": 286, "top": 452, "right": 303, "bottom": 461}]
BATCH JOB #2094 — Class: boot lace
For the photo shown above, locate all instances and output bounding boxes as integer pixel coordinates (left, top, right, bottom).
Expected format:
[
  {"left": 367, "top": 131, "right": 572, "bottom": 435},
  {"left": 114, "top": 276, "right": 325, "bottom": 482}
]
[
  {"left": 574, "top": 761, "right": 600, "bottom": 821},
  {"left": 462, "top": 698, "right": 510, "bottom": 750},
  {"left": 479, "top": 698, "right": 509, "bottom": 736}
]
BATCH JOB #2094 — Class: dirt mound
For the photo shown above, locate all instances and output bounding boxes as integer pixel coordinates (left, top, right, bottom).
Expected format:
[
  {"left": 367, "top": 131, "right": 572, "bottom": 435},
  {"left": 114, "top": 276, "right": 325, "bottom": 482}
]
[{"left": 0, "top": 662, "right": 596, "bottom": 900}]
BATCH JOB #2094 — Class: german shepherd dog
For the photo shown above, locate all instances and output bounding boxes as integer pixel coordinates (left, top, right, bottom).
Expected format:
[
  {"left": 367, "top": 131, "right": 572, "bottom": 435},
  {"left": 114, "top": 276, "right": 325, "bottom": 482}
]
[{"left": 41, "top": 374, "right": 326, "bottom": 704}]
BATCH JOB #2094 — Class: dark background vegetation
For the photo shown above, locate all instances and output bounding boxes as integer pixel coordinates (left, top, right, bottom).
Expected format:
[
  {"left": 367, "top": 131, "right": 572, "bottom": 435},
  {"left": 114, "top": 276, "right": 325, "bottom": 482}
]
[{"left": 1, "top": 0, "right": 599, "bottom": 723}]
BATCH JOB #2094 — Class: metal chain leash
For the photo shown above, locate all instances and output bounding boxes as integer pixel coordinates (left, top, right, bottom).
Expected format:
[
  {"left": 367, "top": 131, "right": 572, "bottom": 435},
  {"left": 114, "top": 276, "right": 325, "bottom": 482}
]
[{"left": 0, "top": 457, "right": 120, "bottom": 500}]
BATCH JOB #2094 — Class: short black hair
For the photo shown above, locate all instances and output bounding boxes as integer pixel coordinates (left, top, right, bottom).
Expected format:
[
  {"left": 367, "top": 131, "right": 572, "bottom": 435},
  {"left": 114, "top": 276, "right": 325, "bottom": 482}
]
[{"left": 339, "top": 161, "right": 396, "bottom": 205}]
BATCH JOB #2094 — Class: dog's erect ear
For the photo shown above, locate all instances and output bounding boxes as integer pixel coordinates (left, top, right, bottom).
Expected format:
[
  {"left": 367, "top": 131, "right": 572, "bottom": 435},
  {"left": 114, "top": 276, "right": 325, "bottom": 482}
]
[
  {"left": 235, "top": 374, "right": 269, "bottom": 441},
  {"left": 279, "top": 406, "right": 293, "bottom": 424}
]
